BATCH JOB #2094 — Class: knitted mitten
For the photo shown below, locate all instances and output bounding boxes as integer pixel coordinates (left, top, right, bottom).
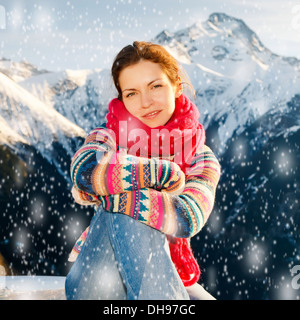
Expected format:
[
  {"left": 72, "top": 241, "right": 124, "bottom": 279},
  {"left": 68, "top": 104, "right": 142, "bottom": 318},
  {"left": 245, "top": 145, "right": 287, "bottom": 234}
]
[
  {"left": 100, "top": 150, "right": 185, "bottom": 194},
  {"left": 71, "top": 149, "right": 185, "bottom": 197}
]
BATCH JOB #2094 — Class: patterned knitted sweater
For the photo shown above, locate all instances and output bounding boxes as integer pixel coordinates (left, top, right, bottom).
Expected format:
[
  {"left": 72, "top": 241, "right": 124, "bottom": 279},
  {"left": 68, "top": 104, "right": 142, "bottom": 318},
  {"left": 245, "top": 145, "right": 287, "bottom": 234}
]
[{"left": 69, "top": 124, "right": 221, "bottom": 261}]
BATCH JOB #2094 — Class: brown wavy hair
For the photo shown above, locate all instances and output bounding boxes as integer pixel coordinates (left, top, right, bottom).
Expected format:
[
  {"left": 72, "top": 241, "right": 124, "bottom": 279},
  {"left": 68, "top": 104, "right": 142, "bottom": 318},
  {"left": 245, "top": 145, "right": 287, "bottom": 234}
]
[{"left": 111, "top": 41, "right": 194, "bottom": 100}]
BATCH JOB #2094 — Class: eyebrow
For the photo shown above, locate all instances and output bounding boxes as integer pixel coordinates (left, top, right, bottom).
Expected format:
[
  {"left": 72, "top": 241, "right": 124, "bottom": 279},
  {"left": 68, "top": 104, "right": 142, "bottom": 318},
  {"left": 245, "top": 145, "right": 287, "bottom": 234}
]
[{"left": 122, "top": 78, "right": 163, "bottom": 93}]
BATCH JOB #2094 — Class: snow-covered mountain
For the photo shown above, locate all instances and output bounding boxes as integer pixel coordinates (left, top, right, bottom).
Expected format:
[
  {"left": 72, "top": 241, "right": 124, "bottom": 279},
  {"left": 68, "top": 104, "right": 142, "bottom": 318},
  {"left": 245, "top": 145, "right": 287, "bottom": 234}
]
[
  {"left": 20, "top": 68, "right": 114, "bottom": 134},
  {"left": 0, "top": 12, "right": 299, "bottom": 300},
  {"left": 0, "top": 70, "right": 85, "bottom": 153},
  {"left": 155, "top": 13, "right": 300, "bottom": 153},
  {"left": 0, "top": 58, "right": 49, "bottom": 82}
]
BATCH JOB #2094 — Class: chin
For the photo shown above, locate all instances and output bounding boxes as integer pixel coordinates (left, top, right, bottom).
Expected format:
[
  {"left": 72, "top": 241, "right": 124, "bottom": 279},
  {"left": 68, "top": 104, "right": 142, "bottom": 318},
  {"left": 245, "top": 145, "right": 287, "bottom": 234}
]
[{"left": 148, "top": 121, "right": 166, "bottom": 128}]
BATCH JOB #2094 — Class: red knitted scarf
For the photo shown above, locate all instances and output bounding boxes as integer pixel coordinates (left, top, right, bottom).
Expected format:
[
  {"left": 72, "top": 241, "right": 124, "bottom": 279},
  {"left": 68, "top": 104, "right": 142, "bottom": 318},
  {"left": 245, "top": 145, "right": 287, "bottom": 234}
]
[{"left": 106, "top": 94, "right": 205, "bottom": 286}]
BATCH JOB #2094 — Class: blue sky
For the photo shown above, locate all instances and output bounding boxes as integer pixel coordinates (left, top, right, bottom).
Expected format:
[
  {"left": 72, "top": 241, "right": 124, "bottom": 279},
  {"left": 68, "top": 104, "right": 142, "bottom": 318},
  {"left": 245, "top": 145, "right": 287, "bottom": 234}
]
[{"left": 0, "top": 0, "right": 299, "bottom": 71}]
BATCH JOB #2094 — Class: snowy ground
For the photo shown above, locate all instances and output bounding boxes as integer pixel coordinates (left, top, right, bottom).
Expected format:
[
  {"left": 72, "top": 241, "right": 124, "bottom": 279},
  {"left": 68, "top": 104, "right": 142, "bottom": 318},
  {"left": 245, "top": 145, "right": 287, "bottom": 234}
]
[{"left": 0, "top": 276, "right": 66, "bottom": 300}]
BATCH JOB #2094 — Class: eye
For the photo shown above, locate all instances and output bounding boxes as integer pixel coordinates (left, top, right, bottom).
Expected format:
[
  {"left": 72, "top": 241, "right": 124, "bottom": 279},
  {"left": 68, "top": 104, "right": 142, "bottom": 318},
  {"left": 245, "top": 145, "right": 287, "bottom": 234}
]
[
  {"left": 152, "top": 84, "right": 162, "bottom": 89},
  {"left": 125, "top": 92, "right": 136, "bottom": 98}
]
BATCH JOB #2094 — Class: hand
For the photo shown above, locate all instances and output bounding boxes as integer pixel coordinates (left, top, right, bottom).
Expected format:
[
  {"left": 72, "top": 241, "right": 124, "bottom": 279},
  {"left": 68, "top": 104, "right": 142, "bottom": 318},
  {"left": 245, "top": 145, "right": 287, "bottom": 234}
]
[
  {"left": 71, "top": 186, "right": 101, "bottom": 206},
  {"left": 158, "top": 160, "right": 185, "bottom": 193}
]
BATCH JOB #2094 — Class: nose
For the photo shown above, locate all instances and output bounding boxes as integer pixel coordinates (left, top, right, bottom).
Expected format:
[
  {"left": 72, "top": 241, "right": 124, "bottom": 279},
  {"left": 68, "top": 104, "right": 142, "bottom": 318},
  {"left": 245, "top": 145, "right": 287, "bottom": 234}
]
[{"left": 140, "top": 91, "right": 152, "bottom": 109}]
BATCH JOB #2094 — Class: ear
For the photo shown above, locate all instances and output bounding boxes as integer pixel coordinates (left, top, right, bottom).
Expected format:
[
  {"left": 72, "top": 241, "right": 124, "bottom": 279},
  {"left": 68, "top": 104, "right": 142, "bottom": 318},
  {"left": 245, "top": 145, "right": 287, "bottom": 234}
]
[{"left": 174, "top": 76, "right": 183, "bottom": 98}]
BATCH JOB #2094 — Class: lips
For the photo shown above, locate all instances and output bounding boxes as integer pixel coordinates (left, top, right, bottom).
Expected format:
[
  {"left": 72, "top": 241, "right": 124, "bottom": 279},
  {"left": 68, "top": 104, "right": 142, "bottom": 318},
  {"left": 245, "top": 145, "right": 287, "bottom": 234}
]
[{"left": 142, "top": 110, "right": 162, "bottom": 119}]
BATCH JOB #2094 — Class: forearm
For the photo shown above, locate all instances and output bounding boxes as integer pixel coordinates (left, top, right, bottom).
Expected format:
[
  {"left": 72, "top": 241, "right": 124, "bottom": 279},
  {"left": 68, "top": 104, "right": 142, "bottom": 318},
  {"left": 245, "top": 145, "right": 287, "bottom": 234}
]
[
  {"left": 71, "top": 127, "right": 185, "bottom": 196},
  {"left": 101, "top": 188, "right": 196, "bottom": 237},
  {"left": 102, "top": 152, "right": 185, "bottom": 195},
  {"left": 70, "top": 127, "right": 115, "bottom": 195},
  {"left": 101, "top": 186, "right": 214, "bottom": 238},
  {"left": 101, "top": 145, "right": 221, "bottom": 238}
]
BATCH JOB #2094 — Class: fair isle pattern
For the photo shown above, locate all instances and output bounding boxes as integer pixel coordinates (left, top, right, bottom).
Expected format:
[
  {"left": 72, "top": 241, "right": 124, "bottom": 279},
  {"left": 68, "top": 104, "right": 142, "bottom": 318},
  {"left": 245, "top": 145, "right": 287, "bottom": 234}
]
[
  {"left": 69, "top": 226, "right": 90, "bottom": 259},
  {"left": 101, "top": 145, "right": 220, "bottom": 238},
  {"left": 92, "top": 160, "right": 109, "bottom": 195},
  {"left": 148, "top": 189, "right": 160, "bottom": 228},
  {"left": 111, "top": 162, "right": 123, "bottom": 194},
  {"left": 70, "top": 125, "right": 186, "bottom": 203},
  {"left": 69, "top": 125, "right": 221, "bottom": 260},
  {"left": 70, "top": 126, "right": 115, "bottom": 195}
]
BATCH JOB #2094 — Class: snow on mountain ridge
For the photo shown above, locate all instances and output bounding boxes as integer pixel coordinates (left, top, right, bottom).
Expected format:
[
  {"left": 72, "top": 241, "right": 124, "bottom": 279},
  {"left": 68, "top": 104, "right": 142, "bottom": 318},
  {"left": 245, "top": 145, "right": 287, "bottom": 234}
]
[
  {"left": 20, "top": 68, "right": 115, "bottom": 133},
  {"left": 0, "top": 71, "right": 85, "bottom": 154},
  {"left": 154, "top": 13, "right": 300, "bottom": 153},
  {"left": 0, "top": 58, "right": 49, "bottom": 82},
  {"left": 208, "top": 13, "right": 266, "bottom": 53},
  {"left": 0, "top": 114, "right": 28, "bottom": 146},
  {"left": 20, "top": 68, "right": 102, "bottom": 107}
]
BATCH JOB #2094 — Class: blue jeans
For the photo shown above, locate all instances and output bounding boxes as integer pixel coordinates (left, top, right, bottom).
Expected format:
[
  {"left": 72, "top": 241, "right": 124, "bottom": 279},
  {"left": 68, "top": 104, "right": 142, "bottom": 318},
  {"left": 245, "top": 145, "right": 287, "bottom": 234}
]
[{"left": 65, "top": 207, "right": 189, "bottom": 300}]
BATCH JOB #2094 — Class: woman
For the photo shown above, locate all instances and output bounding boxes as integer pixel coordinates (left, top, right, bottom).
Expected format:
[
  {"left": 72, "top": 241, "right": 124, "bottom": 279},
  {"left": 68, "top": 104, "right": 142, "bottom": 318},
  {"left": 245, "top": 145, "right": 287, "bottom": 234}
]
[{"left": 65, "top": 41, "right": 221, "bottom": 300}]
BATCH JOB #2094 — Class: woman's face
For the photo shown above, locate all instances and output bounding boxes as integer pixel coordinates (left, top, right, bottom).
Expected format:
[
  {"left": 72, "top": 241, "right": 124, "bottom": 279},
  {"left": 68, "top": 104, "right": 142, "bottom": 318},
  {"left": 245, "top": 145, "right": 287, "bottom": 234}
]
[{"left": 118, "top": 60, "right": 182, "bottom": 128}]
